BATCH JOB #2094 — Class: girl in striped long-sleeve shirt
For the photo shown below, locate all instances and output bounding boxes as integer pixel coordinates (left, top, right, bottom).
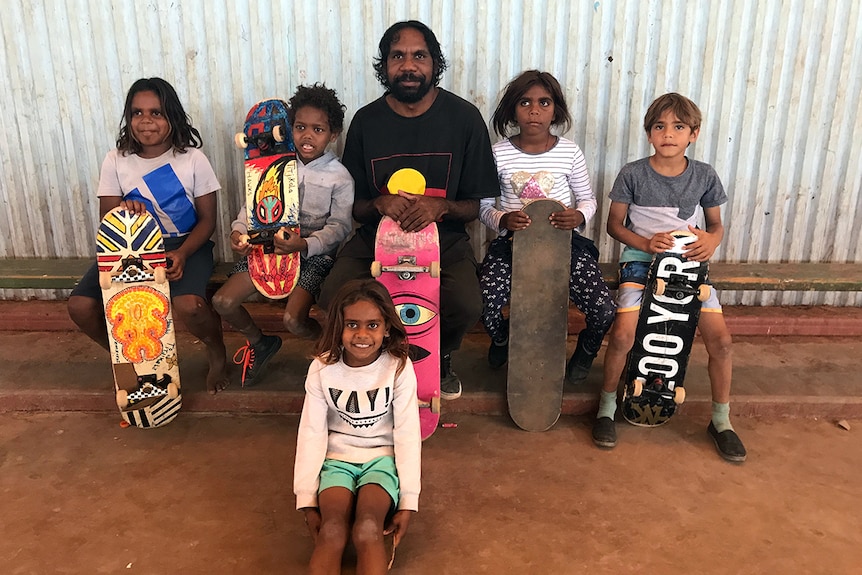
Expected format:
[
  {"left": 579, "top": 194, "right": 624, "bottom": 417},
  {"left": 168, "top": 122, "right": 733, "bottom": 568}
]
[{"left": 478, "top": 70, "right": 616, "bottom": 382}]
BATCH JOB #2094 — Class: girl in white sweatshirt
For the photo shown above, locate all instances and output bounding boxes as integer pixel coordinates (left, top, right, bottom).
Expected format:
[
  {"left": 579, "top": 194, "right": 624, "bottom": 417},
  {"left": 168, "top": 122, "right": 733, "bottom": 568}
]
[{"left": 294, "top": 279, "right": 421, "bottom": 573}]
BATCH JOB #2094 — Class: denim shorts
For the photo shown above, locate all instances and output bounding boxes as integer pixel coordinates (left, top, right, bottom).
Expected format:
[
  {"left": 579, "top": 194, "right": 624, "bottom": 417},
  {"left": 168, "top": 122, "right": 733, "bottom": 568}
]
[
  {"left": 318, "top": 456, "right": 400, "bottom": 509},
  {"left": 616, "top": 261, "right": 721, "bottom": 313}
]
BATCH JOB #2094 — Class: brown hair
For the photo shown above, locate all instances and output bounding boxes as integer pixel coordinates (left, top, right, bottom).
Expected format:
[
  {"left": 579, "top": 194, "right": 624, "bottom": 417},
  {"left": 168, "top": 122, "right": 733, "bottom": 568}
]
[
  {"left": 313, "top": 279, "right": 410, "bottom": 373},
  {"left": 492, "top": 70, "right": 572, "bottom": 137},
  {"left": 643, "top": 93, "right": 702, "bottom": 133}
]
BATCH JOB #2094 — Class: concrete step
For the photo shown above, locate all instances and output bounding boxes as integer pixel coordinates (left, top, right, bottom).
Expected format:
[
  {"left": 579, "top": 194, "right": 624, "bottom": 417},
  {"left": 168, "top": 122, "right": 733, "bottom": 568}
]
[{"left": 2, "top": 328, "right": 860, "bottom": 422}]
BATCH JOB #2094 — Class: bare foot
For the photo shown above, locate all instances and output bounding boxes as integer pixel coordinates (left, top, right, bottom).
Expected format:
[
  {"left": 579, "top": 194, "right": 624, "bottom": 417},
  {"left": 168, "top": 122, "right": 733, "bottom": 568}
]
[{"left": 206, "top": 350, "right": 230, "bottom": 395}]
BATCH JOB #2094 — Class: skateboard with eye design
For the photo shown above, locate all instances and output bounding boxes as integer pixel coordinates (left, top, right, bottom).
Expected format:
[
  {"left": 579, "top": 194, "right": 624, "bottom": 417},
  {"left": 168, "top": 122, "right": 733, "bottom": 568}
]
[{"left": 371, "top": 168, "right": 441, "bottom": 440}]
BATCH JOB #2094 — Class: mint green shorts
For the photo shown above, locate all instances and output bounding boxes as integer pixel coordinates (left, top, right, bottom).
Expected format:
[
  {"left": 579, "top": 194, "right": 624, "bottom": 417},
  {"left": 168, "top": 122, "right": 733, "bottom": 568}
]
[{"left": 319, "top": 456, "right": 400, "bottom": 508}]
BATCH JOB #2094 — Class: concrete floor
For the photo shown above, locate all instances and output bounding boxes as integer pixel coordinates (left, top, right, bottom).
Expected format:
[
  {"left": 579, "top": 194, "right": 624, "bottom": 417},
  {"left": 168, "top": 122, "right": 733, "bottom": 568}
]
[
  {"left": 2, "top": 412, "right": 861, "bottom": 574},
  {"left": 2, "top": 302, "right": 862, "bottom": 573}
]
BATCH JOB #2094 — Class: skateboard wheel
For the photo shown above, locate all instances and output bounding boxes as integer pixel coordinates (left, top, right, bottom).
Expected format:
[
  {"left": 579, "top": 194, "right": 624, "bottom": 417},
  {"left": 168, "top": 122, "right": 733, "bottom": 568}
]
[
  {"left": 98, "top": 272, "right": 112, "bottom": 291},
  {"left": 654, "top": 278, "right": 666, "bottom": 296},
  {"left": 632, "top": 377, "right": 644, "bottom": 397},
  {"left": 167, "top": 382, "right": 179, "bottom": 399},
  {"left": 429, "top": 261, "right": 440, "bottom": 278},
  {"left": 234, "top": 132, "right": 247, "bottom": 149},
  {"left": 273, "top": 124, "right": 285, "bottom": 142},
  {"left": 431, "top": 395, "right": 441, "bottom": 414},
  {"left": 673, "top": 386, "right": 686, "bottom": 404},
  {"left": 697, "top": 284, "right": 711, "bottom": 302},
  {"left": 154, "top": 267, "right": 167, "bottom": 284},
  {"left": 116, "top": 390, "right": 129, "bottom": 410},
  {"left": 370, "top": 261, "right": 383, "bottom": 278}
]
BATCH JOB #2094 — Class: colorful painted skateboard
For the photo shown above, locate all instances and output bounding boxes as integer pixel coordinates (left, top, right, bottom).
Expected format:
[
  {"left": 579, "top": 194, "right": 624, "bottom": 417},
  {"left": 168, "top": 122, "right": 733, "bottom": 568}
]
[
  {"left": 507, "top": 198, "right": 571, "bottom": 431},
  {"left": 371, "top": 169, "right": 441, "bottom": 440},
  {"left": 621, "top": 231, "right": 711, "bottom": 426},
  {"left": 97, "top": 207, "right": 181, "bottom": 428},
  {"left": 235, "top": 99, "right": 300, "bottom": 299}
]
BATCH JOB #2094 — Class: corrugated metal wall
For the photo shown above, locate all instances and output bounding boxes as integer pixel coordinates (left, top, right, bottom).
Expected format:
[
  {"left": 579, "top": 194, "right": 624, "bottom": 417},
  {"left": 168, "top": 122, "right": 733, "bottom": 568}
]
[{"left": 1, "top": 0, "right": 860, "bottom": 304}]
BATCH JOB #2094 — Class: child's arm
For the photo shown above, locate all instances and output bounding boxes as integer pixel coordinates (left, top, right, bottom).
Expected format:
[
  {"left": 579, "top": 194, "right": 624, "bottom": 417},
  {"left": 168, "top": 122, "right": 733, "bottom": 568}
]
[
  {"left": 606, "top": 200, "right": 675, "bottom": 254},
  {"left": 294, "top": 361, "right": 330, "bottom": 512},
  {"left": 229, "top": 205, "right": 252, "bottom": 256},
  {"left": 279, "top": 174, "right": 354, "bottom": 257},
  {"left": 684, "top": 206, "right": 724, "bottom": 262}
]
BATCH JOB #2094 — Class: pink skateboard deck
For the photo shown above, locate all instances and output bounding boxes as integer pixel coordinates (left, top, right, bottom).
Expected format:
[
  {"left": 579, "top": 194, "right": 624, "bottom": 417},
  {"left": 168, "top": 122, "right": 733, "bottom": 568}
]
[
  {"left": 236, "top": 99, "right": 300, "bottom": 299},
  {"left": 97, "top": 207, "right": 181, "bottom": 428},
  {"left": 372, "top": 169, "right": 441, "bottom": 440}
]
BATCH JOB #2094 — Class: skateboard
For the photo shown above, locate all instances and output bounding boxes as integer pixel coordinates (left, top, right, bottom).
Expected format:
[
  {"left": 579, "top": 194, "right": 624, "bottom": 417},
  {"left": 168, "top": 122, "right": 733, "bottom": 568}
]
[
  {"left": 371, "top": 168, "right": 441, "bottom": 440},
  {"left": 235, "top": 99, "right": 300, "bottom": 299},
  {"left": 507, "top": 198, "right": 571, "bottom": 431},
  {"left": 96, "top": 207, "right": 181, "bottom": 428},
  {"left": 621, "top": 231, "right": 711, "bottom": 426}
]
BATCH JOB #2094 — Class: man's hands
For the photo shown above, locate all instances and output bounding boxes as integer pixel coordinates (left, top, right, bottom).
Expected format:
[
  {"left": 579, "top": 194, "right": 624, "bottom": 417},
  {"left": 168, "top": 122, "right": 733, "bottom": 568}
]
[{"left": 375, "top": 191, "right": 448, "bottom": 232}]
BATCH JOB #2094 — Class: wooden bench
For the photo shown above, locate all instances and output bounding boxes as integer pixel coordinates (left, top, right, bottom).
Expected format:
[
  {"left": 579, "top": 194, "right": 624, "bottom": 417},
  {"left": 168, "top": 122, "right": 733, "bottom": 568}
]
[{"left": 1, "top": 258, "right": 860, "bottom": 292}]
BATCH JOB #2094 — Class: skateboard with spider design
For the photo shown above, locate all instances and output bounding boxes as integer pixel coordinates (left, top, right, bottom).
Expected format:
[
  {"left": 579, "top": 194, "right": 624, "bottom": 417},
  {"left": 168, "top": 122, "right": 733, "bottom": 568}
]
[
  {"left": 621, "top": 231, "right": 711, "bottom": 426},
  {"left": 97, "top": 207, "right": 181, "bottom": 428},
  {"left": 235, "top": 98, "right": 300, "bottom": 299},
  {"left": 371, "top": 168, "right": 441, "bottom": 440}
]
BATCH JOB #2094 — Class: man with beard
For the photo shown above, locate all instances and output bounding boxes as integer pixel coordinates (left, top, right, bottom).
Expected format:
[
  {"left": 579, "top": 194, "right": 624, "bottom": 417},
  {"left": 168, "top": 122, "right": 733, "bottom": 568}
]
[{"left": 319, "top": 20, "right": 498, "bottom": 401}]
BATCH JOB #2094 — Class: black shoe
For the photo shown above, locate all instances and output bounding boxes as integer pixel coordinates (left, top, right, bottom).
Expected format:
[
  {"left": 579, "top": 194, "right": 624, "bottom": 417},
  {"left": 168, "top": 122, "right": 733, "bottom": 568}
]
[
  {"left": 707, "top": 421, "right": 747, "bottom": 462},
  {"left": 440, "top": 354, "right": 462, "bottom": 400},
  {"left": 487, "top": 339, "right": 509, "bottom": 369},
  {"left": 592, "top": 417, "right": 617, "bottom": 448},
  {"left": 234, "top": 334, "right": 282, "bottom": 387},
  {"left": 566, "top": 339, "right": 597, "bottom": 385}
]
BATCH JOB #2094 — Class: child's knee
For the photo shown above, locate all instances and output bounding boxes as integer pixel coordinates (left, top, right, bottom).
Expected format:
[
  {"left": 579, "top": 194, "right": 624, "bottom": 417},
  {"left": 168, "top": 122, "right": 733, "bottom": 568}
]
[
  {"left": 705, "top": 331, "right": 733, "bottom": 360},
  {"left": 210, "top": 291, "right": 237, "bottom": 316},
  {"left": 351, "top": 515, "right": 384, "bottom": 548},
  {"left": 607, "top": 317, "right": 636, "bottom": 350},
  {"left": 317, "top": 518, "right": 351, "bottom": 548},
  {"left": 172, "top": 295, "right": 210, "bottom": 322},
  {"left": 67, "top": 295, "right": 103, "bottom": 329}
]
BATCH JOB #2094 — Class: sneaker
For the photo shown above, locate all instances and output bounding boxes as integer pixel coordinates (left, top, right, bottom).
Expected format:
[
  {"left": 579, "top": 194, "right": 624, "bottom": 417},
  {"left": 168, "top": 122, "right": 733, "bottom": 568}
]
[
  {"left": 233, "top": 334, "right": 282, "bottom": 387},
  {"left": 566, "top": 342, "right": 597, "bottom": 385},
  {"left": 487, "top": 339, "right": 509, "bottom": 369},
  {"left": 707, "top": 421, "right": 747, "bottom": 462},
  {"left": 440, "top": 354, "right": 462, "bottom": 400},
  {"left": 592, "top": 417, "right": 617, "bottom": 448}
]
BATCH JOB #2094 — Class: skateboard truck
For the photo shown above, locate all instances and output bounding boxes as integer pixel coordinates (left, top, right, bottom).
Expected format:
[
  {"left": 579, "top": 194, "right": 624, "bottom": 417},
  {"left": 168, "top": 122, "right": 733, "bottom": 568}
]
[
  {"left": 630, "top": 375, "right": 685, "bottom": 404},
  {"left": 370, "top": 256, "right": 440, "bottom": 280},
  {"left": 116, "top": 373, "right": 179, "bottom": 410},
  {"left": 234, "top": 124, "right": 287, "bottom": 150}
]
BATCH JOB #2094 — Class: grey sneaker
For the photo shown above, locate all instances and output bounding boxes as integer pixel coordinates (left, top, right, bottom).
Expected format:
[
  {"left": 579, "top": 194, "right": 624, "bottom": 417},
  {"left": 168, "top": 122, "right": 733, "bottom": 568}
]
[
  {"left": 234, "top": 334, "right": 282, "bottom": 387},
  {"left": 440, "top": 354, "right": 462, "bottom": 400}
]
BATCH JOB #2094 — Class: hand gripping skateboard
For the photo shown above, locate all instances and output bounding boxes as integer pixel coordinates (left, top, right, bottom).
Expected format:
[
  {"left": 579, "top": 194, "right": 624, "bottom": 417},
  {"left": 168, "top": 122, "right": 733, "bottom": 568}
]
[
  {"left": 621, "top": 231, "right": 711, "bottom": 426},
  {"left": 507, "top": 197, "right": 571, "bottom": 431},
  {"left": 97, "top": 207, "right": 181, "bottom": 428},
  {"left": 371, "top": 168, "right": 441, "bottom": 440},
  {"left": 235, "top": 99, "right": 300, "bottom": 299}
]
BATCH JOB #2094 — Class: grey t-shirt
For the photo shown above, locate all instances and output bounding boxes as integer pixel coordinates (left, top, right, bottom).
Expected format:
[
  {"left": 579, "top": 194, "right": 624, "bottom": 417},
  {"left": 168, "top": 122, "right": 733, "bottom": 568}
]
[{"left": 609, "top": 157, "right": 727, "bottom": 262}]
